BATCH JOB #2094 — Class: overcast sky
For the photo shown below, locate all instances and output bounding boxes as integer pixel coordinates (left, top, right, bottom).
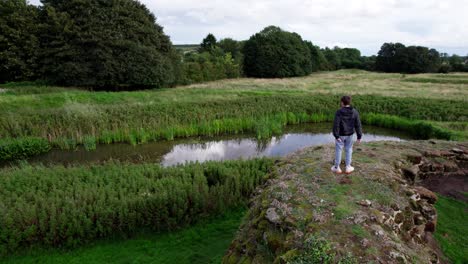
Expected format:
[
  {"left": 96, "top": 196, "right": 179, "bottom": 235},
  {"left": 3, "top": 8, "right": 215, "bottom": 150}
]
[{"left": 29, "top": 0, "right": 468, "bottom": 56}]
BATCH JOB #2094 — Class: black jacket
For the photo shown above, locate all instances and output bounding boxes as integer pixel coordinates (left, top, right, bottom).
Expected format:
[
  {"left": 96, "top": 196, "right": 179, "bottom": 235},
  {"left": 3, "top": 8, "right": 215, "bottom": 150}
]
[{"left": 333, "top": 106, "right": 362, "bottom": 140}]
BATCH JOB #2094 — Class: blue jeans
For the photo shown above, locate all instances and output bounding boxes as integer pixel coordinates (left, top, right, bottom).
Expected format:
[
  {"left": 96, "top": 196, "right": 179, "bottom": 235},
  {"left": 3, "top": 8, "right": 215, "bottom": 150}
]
[{"left": 335, "top": 135, "right": 354, "bottom": 167}]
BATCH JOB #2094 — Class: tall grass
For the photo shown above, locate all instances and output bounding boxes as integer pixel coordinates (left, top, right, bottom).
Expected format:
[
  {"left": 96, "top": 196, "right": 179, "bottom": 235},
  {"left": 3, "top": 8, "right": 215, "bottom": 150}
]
[
  {"left": 0, "top": 137, "right": 51, "bottom": 161},
  {"left": 0, "top": 159, "right": 275, "bottom": 255},
  {"left": 1, "top": 111, "right": 464, "bottom": 162},
  {"left": 361, "top": 114, "right": 456, "bottom": 140}
]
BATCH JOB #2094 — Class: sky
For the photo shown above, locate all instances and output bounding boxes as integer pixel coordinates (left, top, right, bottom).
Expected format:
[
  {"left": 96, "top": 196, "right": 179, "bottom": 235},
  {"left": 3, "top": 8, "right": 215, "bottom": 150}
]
[{"left": 29, "top": 0, "right": 468, "bottom": 56}]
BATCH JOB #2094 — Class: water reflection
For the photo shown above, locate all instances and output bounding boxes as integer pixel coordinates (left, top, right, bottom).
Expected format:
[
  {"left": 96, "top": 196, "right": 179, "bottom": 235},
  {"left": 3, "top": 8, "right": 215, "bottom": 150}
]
[
  {"left": 161, "top": 132, "right": 402, "bottom": 166},
  {"left": 27, "top": 123, "right": 409, "bottom": 167}
]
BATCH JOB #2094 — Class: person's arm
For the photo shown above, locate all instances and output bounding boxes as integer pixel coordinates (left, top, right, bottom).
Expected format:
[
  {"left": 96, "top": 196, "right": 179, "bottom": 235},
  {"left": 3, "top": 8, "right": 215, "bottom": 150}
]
[
  {"left": 333, "top": 110, "right": 341, "bottom": 140},
  {"left": 354, "top": 109, "right": 363, "bottom": 141}
]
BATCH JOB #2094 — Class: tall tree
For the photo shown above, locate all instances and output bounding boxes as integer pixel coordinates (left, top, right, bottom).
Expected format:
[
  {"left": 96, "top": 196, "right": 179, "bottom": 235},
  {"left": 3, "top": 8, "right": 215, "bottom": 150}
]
[
  {"left": 304, "top": 41, "right": 328, "bottom": 72},
  {"left": 0, "top": 0, "right": 39, "bottom": 83},
  {"left": 38, "top": 0, "right": 179, "bottom": 89},
  {"left": 199, "top": 33, "right": 217, "bottom": 53},
  {"left": 322, "top": 48, "right": 340, "bottom": 70},
  {"left": 243, "top": 26, "right": 312, "bottom": 78}
]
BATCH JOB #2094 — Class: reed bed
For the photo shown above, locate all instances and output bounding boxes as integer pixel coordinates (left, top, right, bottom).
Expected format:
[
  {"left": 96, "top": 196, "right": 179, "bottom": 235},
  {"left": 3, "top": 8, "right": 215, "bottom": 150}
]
[{"left": 0, "top": 158, "right": 275, "bottom": 254}]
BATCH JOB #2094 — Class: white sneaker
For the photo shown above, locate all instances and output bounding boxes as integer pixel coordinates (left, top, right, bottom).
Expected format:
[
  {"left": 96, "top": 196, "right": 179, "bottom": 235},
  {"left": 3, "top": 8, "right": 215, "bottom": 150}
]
[
  {"left": 331, "top": 166, "right": 342, "bottom": 174},
  {"left": 345, "top": 166, "right": 355, "bottom": 174}
]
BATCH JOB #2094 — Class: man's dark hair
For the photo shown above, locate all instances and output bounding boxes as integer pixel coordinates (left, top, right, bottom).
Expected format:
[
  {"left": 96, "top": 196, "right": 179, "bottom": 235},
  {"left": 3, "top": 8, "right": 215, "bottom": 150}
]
[{"left": 341, "top": 95, "right": 351, "bottom": 106}]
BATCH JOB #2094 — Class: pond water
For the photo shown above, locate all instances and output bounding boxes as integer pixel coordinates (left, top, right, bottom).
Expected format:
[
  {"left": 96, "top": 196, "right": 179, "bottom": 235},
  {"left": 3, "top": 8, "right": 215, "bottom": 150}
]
[{"left": 29, "top": 123, "right": 412, "bottom": 167}]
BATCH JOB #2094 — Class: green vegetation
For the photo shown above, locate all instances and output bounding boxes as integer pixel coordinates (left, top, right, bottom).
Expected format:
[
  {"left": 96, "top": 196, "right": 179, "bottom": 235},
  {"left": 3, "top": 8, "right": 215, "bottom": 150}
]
[
  {"left": 0, "top": 137, "right": 51, "bottom": 161},
  {"left": 1, "top": 71, "right": 467, "bottom": 161},
  {"left": 243, "top": 26, "right": 313, "bottom": 78},
  {"left": 287, "top": 236, "right": 356, "bottom": 264},
  {"left": 1, "top": 209, "right": 246, "bottom": 264},
  {"left": 434, "top": 196, "right": 468, "bottom": 264},
  {"left": 403, "top": 77, "right": 468, "bottom": 84},
  {"left": 0, "top": 159, "right": 274, "bottom": 254},
  {"left": 376, "top": 43, "right": 441, "bottom": 73}
]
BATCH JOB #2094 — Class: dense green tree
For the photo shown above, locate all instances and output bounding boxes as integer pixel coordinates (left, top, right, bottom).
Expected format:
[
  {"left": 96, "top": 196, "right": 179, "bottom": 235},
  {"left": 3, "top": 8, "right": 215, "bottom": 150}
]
[
  {"left": 304, "top": 41, "right": 328, "bottom": 72},
  {"left": 375, "top": 43, "right": 441, "bottom": 73},
  {"left": 218, "top": 37, "right": 243, "bottom": 64},
  {"left": 449, "top": 55, "right": 466, "bottom": 72},
  {"left": 37, "top": 0, "right": 179, "bottom": 89},
  {"left": 338, "top": 48, "right": 362, "bottom": 68},
  {"left": 199, "top": 33, "right": 217, "bottom": 53},
  {"left": 0, "top": 0, "right": 39, "bottom": 83},
  {"left": 243, "top": 26, "right": 312, "bottom": 78},
  {"left": 322, "top": 48, "right": 341, "bottom": 70}
]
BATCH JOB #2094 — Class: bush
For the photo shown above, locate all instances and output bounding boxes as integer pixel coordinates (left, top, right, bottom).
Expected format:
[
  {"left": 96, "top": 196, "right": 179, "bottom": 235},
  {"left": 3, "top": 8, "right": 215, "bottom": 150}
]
[
  {"left": 243, "top": 26, "right": 312, "bottom": 78},
  {"left": 0, "top": 137, "right": 51, "bottom": 161},
  {"left": 0, "top": 159, "right": 274, "bottom": 254},
  {"left": 181, "top": 50, "right": 241, "bottom": 85}
]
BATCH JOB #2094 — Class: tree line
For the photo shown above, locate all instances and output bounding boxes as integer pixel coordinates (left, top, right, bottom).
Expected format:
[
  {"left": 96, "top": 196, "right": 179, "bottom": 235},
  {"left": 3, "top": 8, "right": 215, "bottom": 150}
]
[{"left": 1, "top": 0, "right": 467, "bottom": 90}]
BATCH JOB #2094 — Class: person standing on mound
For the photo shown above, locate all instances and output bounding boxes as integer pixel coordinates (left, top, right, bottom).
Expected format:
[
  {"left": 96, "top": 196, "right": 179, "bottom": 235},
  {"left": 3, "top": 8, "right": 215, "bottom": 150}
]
[{"left": 331, "top": 95, "right": 363, "bottom": 174}]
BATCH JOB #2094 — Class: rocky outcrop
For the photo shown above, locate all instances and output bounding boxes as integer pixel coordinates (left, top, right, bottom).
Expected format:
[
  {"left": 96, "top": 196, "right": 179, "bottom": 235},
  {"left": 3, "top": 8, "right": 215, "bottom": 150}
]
[
  {"left": 223, "top": 141, "right": 467, "bottom": 264},
  {"left": 401, "top": 146, "right": 468, "bottom": 202}
]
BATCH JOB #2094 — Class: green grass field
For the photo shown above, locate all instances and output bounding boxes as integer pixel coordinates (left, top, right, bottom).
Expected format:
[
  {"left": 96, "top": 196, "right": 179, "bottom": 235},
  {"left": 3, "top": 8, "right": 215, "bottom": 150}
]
[
  {"left": 434, "top": 195, "right": 468, "bottom": 264},
  {"left": 0, "top": 209, "right": 245, "bottom": 264}
]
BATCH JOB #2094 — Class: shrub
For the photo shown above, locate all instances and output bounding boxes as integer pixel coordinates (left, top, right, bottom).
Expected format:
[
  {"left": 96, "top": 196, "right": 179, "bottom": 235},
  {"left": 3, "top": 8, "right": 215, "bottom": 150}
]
[
  {"left": 0, "top": 158, "right": 275, "bottom": 254},
  {"left": 0, "top": 137, "right": 51, "bottom": 161}
]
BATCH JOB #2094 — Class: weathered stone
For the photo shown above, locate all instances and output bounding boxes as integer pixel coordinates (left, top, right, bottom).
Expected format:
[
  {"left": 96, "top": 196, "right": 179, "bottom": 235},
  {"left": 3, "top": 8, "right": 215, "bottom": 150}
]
[
  {"left": 424, "top": 221, "right": 436, "bottom": 233},
  {"left": 353, "top": 213, "right": 368, "bottom": 224},
  {"left": 413, "top": 213, "right": 426, "bottom": 225},
  {"left": 439, "top": 150, "right": 454, "bottom": 157},
  {"left": 407, "top": 154, "right": 422, "bottom": 164},
  {"left": 266, "top": 208, "right": 281, "bottom": 224},
  {"left": 361, "top": 238, "right": 370, "bottom": 248},
  {"left": 443, "top": 161, "right": 458, "bottom": 172},
  {"left": 402, "top": 165, "right": 419, "bottom": 181},
  {"left": 451, "top": 148, "right": 464, "bottom": 154},
  {"left": 390, "top": 251, "right": 408, "bottom": 263},
  {"left": 430, "top": 163, "right": 444, "bottom": 172},
  {"left": 414, "top": 186, "right": 437, "bottom": 204},
  {"left": 421, "top": 204, "right": 436, "bottom": 219},
  {"left": 394, "top": 212, "right": 404, "bottom": 224},
  {"left": 356, "top": 200, "right": 372, "bottom": 207},
  {"left": 424, "top": 150, "right": 441, "bottom": 157},
  {"left": 391, "top": 203, "right": 400, "bottom": 211},
  {"left": 419, "top": 163, "right": 431, "bottom": 172}
]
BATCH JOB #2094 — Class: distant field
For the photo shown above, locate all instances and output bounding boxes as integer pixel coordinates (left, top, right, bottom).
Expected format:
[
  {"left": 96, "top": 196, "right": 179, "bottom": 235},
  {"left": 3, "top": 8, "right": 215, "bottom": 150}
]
[{"left": 174, "top": 44, "right": 199, "bottom": 53}]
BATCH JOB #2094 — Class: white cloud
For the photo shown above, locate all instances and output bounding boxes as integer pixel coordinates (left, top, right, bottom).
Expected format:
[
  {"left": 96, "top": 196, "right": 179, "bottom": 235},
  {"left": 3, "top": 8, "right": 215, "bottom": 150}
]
[{"left": 28, "top": 0, "right": 468, "bottom": 55}]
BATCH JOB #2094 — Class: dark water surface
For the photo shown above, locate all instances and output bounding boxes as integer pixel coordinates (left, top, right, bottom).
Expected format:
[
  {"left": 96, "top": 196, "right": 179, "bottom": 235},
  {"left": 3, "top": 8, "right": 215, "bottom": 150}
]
[{"left": 29, "top": 123, "right": 411, "bottom": 166}]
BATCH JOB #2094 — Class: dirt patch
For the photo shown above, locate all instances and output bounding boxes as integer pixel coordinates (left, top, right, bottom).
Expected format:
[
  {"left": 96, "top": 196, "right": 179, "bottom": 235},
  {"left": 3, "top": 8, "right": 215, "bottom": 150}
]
[
  {"left": 423, "top": 173, "right": 467, "bottom": 202},
  {"left": 409, "top": 146, "right": 468, "bottom": 202}
]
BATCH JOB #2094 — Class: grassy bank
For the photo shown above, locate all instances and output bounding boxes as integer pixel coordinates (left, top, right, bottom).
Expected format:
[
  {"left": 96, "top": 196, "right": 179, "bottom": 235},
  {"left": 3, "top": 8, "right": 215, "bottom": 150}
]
[
  {"left": 0, "top": 159, "right": 274, "bottom": 255},
  {"left": 1, "top": 70, "right": 466, "bottom": 161},
  {"left": 1, "top": 112, "right": 464, "bottom": 162},
  {"left": 1, "top": 209, "right": 246, "bottom": 264},
  {"left": 434, "top": 195, "right": 468, "bottom": 264}
]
